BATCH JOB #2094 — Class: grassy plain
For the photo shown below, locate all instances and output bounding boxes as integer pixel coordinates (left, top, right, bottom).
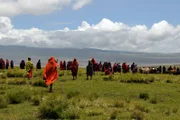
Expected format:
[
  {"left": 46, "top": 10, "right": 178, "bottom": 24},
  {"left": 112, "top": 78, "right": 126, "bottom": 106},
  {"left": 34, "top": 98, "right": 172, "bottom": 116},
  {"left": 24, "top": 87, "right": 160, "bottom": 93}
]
[{"left": 0, "top": 67, "right": 180, "bottom": 120}]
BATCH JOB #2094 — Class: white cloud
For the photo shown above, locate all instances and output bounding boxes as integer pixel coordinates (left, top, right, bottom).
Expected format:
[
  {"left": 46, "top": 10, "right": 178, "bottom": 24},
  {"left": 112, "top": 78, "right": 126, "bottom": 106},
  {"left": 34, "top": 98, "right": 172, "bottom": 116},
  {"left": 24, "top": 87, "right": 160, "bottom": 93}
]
[
  {"left": 72, "top": 0, "right": 92, "bottom": 10},
  {"left": 1, "top": 16, "right": 180, "bottom": 53},
  {"left": 0, "top": 0, "right": 93, "bottom": 17},
  {"left": 0, "top": 0, "right": 74, "bottom": 17}
]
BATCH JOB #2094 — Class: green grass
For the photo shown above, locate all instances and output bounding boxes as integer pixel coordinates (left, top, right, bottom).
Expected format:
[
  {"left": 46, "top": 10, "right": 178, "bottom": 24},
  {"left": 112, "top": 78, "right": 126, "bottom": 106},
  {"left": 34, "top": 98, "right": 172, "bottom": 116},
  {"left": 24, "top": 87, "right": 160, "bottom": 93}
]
[{"left": 0, "top": 68, "right": 180, "bottom": 120}]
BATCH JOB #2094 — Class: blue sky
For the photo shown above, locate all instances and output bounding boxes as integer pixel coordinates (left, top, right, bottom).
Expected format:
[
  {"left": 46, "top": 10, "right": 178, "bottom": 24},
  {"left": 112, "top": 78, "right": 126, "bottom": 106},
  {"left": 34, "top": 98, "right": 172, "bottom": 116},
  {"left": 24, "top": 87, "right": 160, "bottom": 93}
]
[
  {"left": 10, "top": 0, "right": 180, "bottom": 30},
  {"left": 1, "top": 0, "right": 180, "bottom": 53}
]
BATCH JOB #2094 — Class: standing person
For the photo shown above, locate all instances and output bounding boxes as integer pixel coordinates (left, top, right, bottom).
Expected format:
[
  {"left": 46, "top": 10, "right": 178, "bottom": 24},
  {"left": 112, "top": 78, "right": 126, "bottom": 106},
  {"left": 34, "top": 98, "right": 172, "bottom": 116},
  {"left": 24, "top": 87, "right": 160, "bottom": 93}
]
[
  {"left": 10, "top": 60, "right": 14, "bottom": 69},
  {"left": 6, "top": 59, "right": 10, "bottom": 69},
  {"left": 86, "top": 60, "right": 93, "bottom": 80},
  {"left": 43, "top": 56, "right": 58, "bottom": 92},
  {"left": 60, "top": 61, "right": 64, "bottom": 70},
  {"left": 36, "top": 59, "right": 41, "bottom": 70},
  {"left": 70, "top": 58, "right": 79, "bottom": 80},
  {"left": 0, "top": 58, "right": 5, "bottom": 70},
  {"left": 25, "top": 58, "right": 34, "bottom": 80},
  {"left": 20, "top": 60, "right": 26, "bottom": 69}
]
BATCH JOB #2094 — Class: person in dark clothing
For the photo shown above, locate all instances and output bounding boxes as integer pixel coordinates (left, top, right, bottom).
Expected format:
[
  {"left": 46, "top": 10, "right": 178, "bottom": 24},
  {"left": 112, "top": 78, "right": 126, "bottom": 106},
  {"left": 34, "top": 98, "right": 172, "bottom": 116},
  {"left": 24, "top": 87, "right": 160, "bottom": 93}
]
[
  {"left": 10, "top": 60, "right": 14, "bottom": 69},
  {"left": 36, "top": 59, "right": 41, "bottom": 69},
  {"left": 6, "top": 59, "right": 10, "bottom": 69},
  {"left": 131, "top": 62, "right": 135, "bottom": 72},
  {"left": 158, "top": 66, "right": 162, "bottom": 73},
  {"left": 86, "top": 60, "right": 93, "bottom": 80},
  {"left": 168, "top": 66, "right": 173, "bottom": 72},
  {"left": 117, "top": 63, "right": 121, "bottom": 73},
  {"left": 63, "top": 61, "right": 66, "bottom": 70},
  {"left": 20, "top": 60, "right": 25, "bottom": 69},
  {"left": 163, "top": 66, "right": 166, "bottom": 74}
]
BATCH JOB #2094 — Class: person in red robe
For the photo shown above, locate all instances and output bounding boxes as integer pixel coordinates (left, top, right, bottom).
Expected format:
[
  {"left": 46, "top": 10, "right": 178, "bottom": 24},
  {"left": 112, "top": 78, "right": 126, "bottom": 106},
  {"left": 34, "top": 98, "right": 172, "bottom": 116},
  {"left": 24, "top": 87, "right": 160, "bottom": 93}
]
[
  {"left": 60, "top": 60, "right": 64, "bottom": 70},
  {"left": 113, "top": 63, "right": 118, "bottom": 73},
  {"left": 70, "top": 58, "right": 79, "bottom": 80},
  {"left": 105, "top": 67, "right": 113, "bottom": 75},
  {"left": 43, "top": 56, "right": 58, "bottom": 92}
]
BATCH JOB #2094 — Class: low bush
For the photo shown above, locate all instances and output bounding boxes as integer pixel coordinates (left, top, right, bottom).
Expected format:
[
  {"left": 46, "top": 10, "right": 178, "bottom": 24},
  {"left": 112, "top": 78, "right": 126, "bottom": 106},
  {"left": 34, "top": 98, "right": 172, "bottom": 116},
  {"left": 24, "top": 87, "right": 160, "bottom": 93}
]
[
  {"left": 32, "top": 80, "right": 47, "bottom": 87},
  {"left": 166, "top": 80, "right": 173, "bottom": 83},
  {"left": 0, "top": 73, "right": 7, "bottom": 79},
  {"left": 87, "top": 109, "right": 103, "bottom": 116},
  {"left": 110, "top": 110, "right": 118, "bottom": 120},
  {"left": 7, "top": 89, "right": 31, "bottom": 104},
  {"left": 135, "top": 105, "right": 150, "bottom": 113},
  {"left": 33, "top": 70, "right": 43, "bottom": 77},
  {"left": 0, "top": 96, "right": 9, "bottom": 108},
  {"left": 39, "top": 96, "right": 69, "bottom": 119},
  {"left": 131, "top": 110, "right": 144, "bottom": 120},
  {"left": 139, "top": 92, "right": 149, "bottom": 100},
  {"left": 67, "top": 91, "right": 80, "bottom": 99},
  {"left": 62, "top": 106, "right": 80, "bottom": 119},
  {"left": 8, "top": 79, "right": 27, "bottom": 85},
  {"left": 79, "top": 99, "right": 91, "bottom": 108},
  {"left": 88, "top": 93, "right": 99, "bottom": 101},
  {"left": 0, "top": 79, "right": 6, "bottom": 84},
  {"left": 31, "top": 95, "right": 41, "bottom": 106},
  {"left": 59, "top": 72, "right": 64, "bottom": 77},
  {"left": 103, "top": 75, "right": 116, "bottom": 81},
  {"left": 112, "top": 100, "right": 125, "bottom": 108},
  {"left": 120, "top": 74, "right": 156, "bottom": 84},
  {"left": 7, "top": 71, "right": 24, "bottom": 77},
  {"left": 150, "top": 97, "right": 158, "bottom": 104}
]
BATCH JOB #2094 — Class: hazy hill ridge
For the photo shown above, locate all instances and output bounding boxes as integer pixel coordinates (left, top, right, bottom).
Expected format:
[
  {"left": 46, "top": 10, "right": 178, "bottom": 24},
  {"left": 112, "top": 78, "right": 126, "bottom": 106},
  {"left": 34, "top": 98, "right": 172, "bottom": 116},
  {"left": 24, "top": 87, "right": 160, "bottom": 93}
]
[{"left": 0, "top": 45, "right": 180, "bottom": 67}]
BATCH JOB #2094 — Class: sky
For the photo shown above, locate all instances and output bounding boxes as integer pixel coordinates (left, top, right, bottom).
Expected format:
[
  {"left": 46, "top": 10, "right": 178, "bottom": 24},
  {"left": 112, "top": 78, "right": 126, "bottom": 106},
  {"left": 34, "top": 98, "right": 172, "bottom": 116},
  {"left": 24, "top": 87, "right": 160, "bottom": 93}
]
[{"left": 0, "top": 0, "right": 180, "bottom": 53}]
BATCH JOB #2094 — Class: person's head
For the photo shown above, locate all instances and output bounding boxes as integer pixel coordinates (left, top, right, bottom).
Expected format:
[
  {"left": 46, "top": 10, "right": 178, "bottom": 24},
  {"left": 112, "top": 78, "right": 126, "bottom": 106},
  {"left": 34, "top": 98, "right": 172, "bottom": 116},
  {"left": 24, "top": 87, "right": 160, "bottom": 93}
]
[
  {"left": 28, "top": 57, "right": 31, "bottom": 61},
  {"left": 88, "top": 59, "right": 91, "bottom": 64},
  {"left": 74, "top": 58, "right": 76, "bottom": 62}
]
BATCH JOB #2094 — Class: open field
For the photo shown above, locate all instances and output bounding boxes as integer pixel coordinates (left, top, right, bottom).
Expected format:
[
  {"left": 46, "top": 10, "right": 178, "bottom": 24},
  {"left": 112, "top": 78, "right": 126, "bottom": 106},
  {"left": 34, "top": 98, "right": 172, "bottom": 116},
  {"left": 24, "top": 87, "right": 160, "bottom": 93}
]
[{"left": 0, "top": 67, "right": 180, "bottom": 120}]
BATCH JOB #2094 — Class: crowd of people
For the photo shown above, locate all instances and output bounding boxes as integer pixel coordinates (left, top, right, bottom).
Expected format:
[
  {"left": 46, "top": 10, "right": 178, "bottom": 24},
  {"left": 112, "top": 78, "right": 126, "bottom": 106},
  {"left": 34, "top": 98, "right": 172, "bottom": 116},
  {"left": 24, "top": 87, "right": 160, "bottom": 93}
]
[{"left": 1, "top": 57, "right": 180, "bottom": 92}]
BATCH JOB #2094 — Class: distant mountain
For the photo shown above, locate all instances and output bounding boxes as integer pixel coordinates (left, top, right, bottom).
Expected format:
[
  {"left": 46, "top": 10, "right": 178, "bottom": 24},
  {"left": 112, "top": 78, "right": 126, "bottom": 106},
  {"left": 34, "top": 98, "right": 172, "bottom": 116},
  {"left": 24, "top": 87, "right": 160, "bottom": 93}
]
[{"left": 0, "top": 45, "right": 180, "bottom": 67}]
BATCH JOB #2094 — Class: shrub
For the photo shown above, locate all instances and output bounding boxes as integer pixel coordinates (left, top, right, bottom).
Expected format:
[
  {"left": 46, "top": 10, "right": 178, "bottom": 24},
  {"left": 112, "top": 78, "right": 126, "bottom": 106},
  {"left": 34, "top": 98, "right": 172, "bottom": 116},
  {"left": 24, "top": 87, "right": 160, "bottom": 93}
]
[
  {"left": 88, "top": 93, "right": 99, "bottom": 101},
  {"left": 7, "top": 89, "right": 31, "bottom": 104},
  {"left": 103, "top": 75, "right": 116, "bottom": 81},
  {"left": 78, "top": 70, "right": 83, "bottom": 76},
  {"left": 150, "top": 97, "right": 158, "bottom": 104},
  {"left": 0, "top": 91, "right": 5, "bottom": 95},
  {"left": 59, "top": 72, "right": 64, "bottom": 77},
  {"left": 110, "top": 110, "right": 118, "bottom": 119},
  {"left": 79, "top": 99, "right": 91, "bottom": 108},
  {"left": 67, "top": 91, "right": 80, "bottom": 99},
  {"left": 166, "top": 80, "right": 173, "bottom": 83},
  {"left": 33, "top": 71, "right": 43, "bottom": 77},
  {"left": 0, "top": 79, "right": 6, "bottom": 84},
  {"left": 119, "top": 74, "right": 156, "bottom": 84},
  {"left": 87, "top": 109, "right": 103, "bottom": 116},
  {"left": 0, "top": 96, "right": 9, "bottom": 108},
  {"left": 172, "top": 107, "right": 178, "bottom": 114},
  {"left": 113, "top": 100, "right": 125, "bottom": 108},
  {"left": 31, "top": 95, "right": 41, "bottom": 106},
  {"left": 62, "top": 106, "right": 80, "bottom": 119},
  {"left": 8, "top": 79, "right": 27, "bottom": 85},
  {"left": 139, "top": 93, "right": 149, "bottom": 100},
  {"left": 39, "top": 96, "right": 69, "bottom": 119},
  {"left": 131, "top": 110, "right": 144, "bottom": 120},
  {"left": 32, "top": 80, "right": 47, "bottom": 87},
  {"left": 7, "top": 71, "right": 24, "bottom": 77},
  {"left": 0, "top": 73, "right": 7, "bottom": 79},
  {"left": 134, "top": 104, "right": 150, "bottom": 113}
]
